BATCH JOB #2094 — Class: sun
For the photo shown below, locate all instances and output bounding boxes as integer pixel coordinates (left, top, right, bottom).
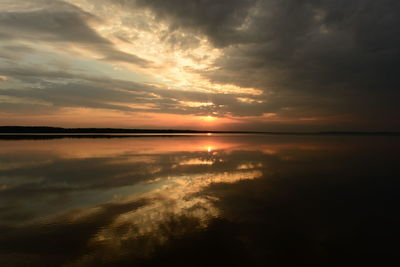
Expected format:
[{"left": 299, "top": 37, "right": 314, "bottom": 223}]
[{"left": 201, "top": 115, "right": 217, "bottom": 122}]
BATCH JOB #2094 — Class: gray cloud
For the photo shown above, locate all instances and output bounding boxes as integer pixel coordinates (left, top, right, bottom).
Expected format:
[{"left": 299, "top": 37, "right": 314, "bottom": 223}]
[
  {"left": 0, "top": 66, "right": 263, "bottom": 117},
  {"left": 0, "top": 4, "right": 107, "bottom": 43},
  {"left": 124, "top": 0, "right": 400, "bottom": 129},
  {"left": 132, "top": 0, "right": 256, "bottom": 47},
  {"left": 0, "top": 0, "right": 150, "bottom": 66},
  {"left": 1, "top": 0, "right": 400, "bottom": 130}
]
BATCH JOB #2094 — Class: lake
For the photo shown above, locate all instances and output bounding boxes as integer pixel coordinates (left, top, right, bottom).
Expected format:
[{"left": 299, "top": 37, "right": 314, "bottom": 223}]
[{"left": 0, "top": 134, "right": 399, "bottom": 266}]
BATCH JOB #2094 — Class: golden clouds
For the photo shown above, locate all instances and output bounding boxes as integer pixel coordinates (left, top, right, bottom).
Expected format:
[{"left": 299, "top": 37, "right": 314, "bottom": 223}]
[{"left": 64, "top": 0, "right": 262, "bottom": 97}]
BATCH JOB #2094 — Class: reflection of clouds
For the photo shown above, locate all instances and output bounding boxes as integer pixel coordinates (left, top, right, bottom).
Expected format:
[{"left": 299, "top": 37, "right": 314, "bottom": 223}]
[
  {"left": 77, "top": 169, "right": 262, "bottom": 264},
  {"left": 237, "top": 163, "right": 263, "bottom": 170},
  {"left": 106, "top": 155, "right": 157, "bottom": 165},
  {"left": 0, "top": 159, "right": 53, "bottom": 171},
  {"left": 1, "top": 135, "right": 332, "bottom": 227},
  {"left": 178, "top": 158, "right": 214, "bottom": 165},
  {"left": 0, "top": 136, "right": 266, "bottom": 225},
  {"left": 0, "top": 137, "right": 240, "bottom": 159},
  {"left": 0, "top": 135, "right": 339, "bottom": 265},
  {"left": 1, "top": 136, "right": 395, "bottom": 266}
]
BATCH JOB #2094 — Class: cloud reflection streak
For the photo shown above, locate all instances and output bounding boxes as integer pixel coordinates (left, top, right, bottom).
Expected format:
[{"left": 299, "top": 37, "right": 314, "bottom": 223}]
[{"left": 0, "top": 135, "right": 363, "bottom": 266}]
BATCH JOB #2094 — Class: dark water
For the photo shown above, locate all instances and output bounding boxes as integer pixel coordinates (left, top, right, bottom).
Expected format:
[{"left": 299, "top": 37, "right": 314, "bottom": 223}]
[{"left": 0, "top": 134, "right": 399, "bottom": 266}]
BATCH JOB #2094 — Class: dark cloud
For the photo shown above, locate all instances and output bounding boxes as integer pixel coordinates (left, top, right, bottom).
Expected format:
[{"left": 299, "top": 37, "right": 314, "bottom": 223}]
[
  {"left": 115, "top": 0, "right": 256, "bottom": 47},
  {"left": 1, "top": 0, "right": 400, "bottom": 130},
  {"left": 125, "top": 0, "right": 400, "bottom": 129}
]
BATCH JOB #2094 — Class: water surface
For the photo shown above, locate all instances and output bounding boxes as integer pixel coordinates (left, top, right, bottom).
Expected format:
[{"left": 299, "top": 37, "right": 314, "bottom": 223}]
[{"left": 0, "top": 135, "right": 399, "bottom": 266}]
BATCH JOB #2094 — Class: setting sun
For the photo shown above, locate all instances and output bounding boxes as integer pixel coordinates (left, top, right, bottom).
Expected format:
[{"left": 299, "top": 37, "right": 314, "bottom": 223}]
[{"left": 201, "top": 115, "right": 217, "bottom": 122}]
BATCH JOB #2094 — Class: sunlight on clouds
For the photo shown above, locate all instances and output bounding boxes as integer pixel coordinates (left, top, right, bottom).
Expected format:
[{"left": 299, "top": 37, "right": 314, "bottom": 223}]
[
  {"left": 1, "top": 0, "right": 394, "bottom": 131},
  {"left": 109, "top": 102, "right": 157, "bottom": 110},
  {"left": 237, "top": 97, "right": 264, "bottom": 104},
  {"left": 0, "top": 0, "right": 269, "bottom": 129},
  {"left": 65, "top": 0, "right": 261, "bottom": 96},
  {"left": 194, "top": 80, "right": 263, "bottom": 95},
  {"left": 180, "top": 101, "right": 214, "bottom": 108}
]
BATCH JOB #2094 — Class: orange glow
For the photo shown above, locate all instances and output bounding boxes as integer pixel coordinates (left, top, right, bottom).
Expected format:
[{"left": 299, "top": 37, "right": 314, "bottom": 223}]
[
  {"left": 0, "top": 138, "right": 244, "bottom": 159},
  {"left": 200, "top": 115, "right": 217, "bottom": 122},
  {"left": 0, "top": 108, "right": 241, "bottom": 130}
]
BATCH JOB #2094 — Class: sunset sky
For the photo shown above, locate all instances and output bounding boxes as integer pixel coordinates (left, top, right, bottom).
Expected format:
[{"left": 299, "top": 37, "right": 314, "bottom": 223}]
[{"left": 0, "top": 0, "right": 399, "bottom": 131}]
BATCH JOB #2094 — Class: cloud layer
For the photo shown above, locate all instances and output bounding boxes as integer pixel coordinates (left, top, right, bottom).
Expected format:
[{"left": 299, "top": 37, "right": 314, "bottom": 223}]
[{"left": 1, "top": 0, "right": 399, "bottom": 130}]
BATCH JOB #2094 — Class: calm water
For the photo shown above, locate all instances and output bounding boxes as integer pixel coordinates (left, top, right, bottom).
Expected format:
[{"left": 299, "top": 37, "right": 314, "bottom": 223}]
[{"left": 0, "top": 134, "right": 399, "bottom": 266}]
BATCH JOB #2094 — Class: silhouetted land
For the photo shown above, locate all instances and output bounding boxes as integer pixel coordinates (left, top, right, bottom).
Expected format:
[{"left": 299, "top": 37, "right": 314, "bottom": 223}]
[
  {"left": 0, "top": 126, "right": 209, "bottom": 134},
  {"left": 0, "top": 126, "right": 399, "bottom": 140}
]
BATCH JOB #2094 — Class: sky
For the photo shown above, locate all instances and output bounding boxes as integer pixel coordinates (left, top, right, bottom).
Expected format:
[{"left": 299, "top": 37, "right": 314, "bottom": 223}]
[{"left": 0, "top": 0, "right": 399, "bottom": 131}]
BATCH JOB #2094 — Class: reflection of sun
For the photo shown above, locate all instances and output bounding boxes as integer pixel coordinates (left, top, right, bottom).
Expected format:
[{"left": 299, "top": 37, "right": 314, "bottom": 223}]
[{"left": 201, "top": 144, "right": 215, "bottom": 152}]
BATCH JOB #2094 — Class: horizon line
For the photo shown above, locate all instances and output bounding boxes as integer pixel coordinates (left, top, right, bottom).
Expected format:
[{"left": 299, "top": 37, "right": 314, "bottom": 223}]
[{"left": 0, "top": 126, "right": 399, "bottom": 135}]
